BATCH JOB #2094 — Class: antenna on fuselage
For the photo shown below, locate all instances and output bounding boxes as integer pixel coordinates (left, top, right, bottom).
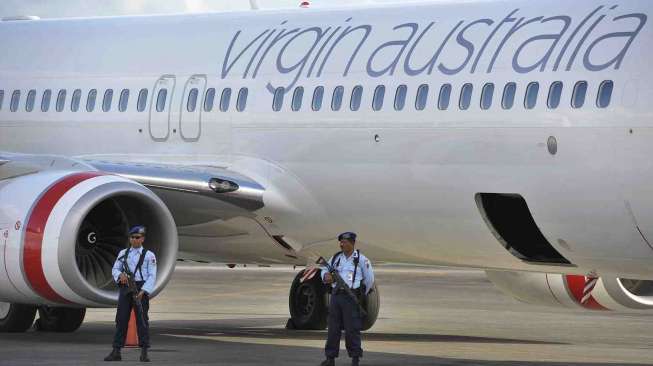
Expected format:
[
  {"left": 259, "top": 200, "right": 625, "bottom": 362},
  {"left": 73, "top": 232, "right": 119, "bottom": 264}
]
[{"left": 249, "top": 0, "right": 260, "bottom": 10}]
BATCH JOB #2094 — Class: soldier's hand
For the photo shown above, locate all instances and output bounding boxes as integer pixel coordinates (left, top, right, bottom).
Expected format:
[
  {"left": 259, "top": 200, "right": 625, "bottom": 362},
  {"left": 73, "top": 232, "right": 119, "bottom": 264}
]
[
  {"left": 118, "top": 273, "right": 128, "bottom": 285},
  {"left": 324, "top": 273, "right": 334, "bottom": 284}
]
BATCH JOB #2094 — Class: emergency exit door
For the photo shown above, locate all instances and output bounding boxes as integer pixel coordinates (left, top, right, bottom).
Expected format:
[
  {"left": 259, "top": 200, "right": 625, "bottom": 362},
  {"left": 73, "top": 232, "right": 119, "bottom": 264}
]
[
  {"left": 180, "top": 75, "right": 206, "bottom": 141},
  {"left": 149, "top": 75, "right": 176, "bottom": 141}
]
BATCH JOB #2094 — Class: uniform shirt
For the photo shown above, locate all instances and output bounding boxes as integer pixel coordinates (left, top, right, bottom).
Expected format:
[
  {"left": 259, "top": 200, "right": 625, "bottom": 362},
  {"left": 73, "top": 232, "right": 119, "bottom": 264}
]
[
  {"left": 112, "top": 246, "right": 157, "bottom": 295},
  {"left": 321, "top": 250, "right": 374, "bottom": 295}
]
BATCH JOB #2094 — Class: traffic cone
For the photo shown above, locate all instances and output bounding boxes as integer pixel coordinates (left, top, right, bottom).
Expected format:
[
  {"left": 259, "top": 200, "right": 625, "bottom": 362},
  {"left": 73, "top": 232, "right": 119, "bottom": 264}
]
[{"left": 125, "top": 309, "right": 139, "bottom": 348}]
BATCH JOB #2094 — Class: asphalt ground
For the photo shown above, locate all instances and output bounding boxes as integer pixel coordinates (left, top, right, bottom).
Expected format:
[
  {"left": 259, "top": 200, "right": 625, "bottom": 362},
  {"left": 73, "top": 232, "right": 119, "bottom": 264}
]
[{"left": 0, "top": 264, "right": 652, "bottom": 366}]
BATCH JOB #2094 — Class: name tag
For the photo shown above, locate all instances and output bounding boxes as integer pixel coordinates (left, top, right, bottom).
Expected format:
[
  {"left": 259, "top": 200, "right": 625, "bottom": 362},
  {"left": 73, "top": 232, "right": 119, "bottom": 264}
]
[{"left": 347, "top": 272, "right": 354, "bottom": 282}]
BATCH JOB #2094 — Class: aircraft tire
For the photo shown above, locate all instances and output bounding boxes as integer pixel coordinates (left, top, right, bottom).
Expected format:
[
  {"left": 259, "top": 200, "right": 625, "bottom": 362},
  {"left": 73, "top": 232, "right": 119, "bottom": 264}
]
[
  {"left": 288, "top": 269, "right": 328, "bottom": 330},
  {"left": 361, "top": 283, "right": 380, "bottom": 331},
  {"left": 35, "top": 306, "right": 86, "bottom": 332},
  {"left": 0, "top": 302, "right": 37, "bottom": 333}
]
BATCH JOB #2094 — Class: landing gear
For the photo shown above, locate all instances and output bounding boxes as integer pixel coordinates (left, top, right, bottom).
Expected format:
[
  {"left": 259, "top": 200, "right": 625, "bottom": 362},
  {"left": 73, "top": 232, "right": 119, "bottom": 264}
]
[
  {"left": 0, "top": 302, "right": 37, "bottom": 332},
  {"left": 34, "top": 306, "right": 86, "bottom": 332},
  {"left": 287, "top": 270, "right": 381, "bottom": 331}
]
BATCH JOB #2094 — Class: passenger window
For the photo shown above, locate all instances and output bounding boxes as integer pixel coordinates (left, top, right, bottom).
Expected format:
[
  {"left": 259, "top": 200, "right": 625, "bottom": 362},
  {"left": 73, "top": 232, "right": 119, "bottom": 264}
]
[
  {"left": 55, "top": 90, "right": 67, "bottom": 112},
  {"left": 0, "top": 90, "right": 4, "bottom": 110},
  {"left": 119, "top": 89, "right": 130, "bottom": 112},
  {"left": 459, "top": 83, "right": 473, "bottom": 110},
  {"left": 102, "top": 89, "right": 113, "bottom": 112},
  {"left": 572, "top": 81, "right": 587, "bottom": 109},
  {"left": 597, "top": 80, "right": 613, "bottom": 108},
  {"left": 220, "top": 88, "right": 232, "bottom": 112},
  {"left": 155, "top": 89, "right": 167, "bottom": 112},
  {"left": 350, "top": 85, "right": 363, "bottom": 111},
  {"left": 372, "top": 85, "right": 385, "bottom": 111},
  {"left": 137, "top": 88, "right": 148, "bottom": 112},
  {"left": 237, "top": 88, "right": 248, "bottom": 112},
  {"left": 187, "top": 88, "right": 198, "bottom": 112},
  {"left": 26, "top": 90, "right": 36, "bottom": 112},
  {"left": 71, "top": 89, "right": 82, "bottom": 112},
  {"left": 524, "top": 82, "right": 539, "bottom": 109},
  {"left": 332, "top": 86, "right": 344, "bottom": 111},
  {"left": 547, "top": 82, "right": 563, "bottom": 109},
  {"left": 203, "top": 88, "right": 215, "bottom": 112},
  {"left": 10, "top": 90, "right": 20, "bottom": 112},
  {"left": 85, "top": 89, "right": 96, "bottom": 112},
  {"left": 415, "top": 84, "right": 428, "bottom": 111},
  {"left": 272, "top": 87, "right": 284, "bottom": 112},
  {"left": 292, "top": 87, "right": 304, "bottom": 112},
  {"left": 502, "top": 83, "right": 516, "bottom": 109},
  {"left": 312, "top": 86, "right": 324, "bottom": 111},
  {"left": 438, "top": 84, "right": 451, "bottom": 110},
  {"left": 395, "top": 85, "right": 407, "bottom": 111},
  {"left": 480, "top": 83, "right": 494, "bottom": 110}
]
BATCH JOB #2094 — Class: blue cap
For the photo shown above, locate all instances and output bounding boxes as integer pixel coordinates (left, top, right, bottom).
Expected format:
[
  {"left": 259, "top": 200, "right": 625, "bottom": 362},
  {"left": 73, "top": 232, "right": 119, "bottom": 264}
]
[
  {"left": 129, "top": 225, "right": 147, "bottom": 235},
  {"left": 338, "top": 232, "right": 357, "bottom": 242}
]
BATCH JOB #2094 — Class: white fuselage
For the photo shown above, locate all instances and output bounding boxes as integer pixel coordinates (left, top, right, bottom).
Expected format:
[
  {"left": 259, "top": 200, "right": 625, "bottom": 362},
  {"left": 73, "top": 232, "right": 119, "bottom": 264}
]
[{"left": 1, "top": 0, "right": 653, "bottom": 279}]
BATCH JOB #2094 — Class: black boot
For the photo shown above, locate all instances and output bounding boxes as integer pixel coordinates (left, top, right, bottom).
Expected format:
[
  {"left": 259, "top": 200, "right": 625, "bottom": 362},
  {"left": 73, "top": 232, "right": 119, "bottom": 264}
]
[
  {"left": 320, "top": 357, "right": 335, "bottom": 366},
  {"left": 351, "top": 357, "right": 360, "bottom": 366},
  {"left": 140, "top": 347, "right": 150, "bottom": 362},
  {"left": 103, "top": 348, "right": 121, "bottom": 362}
]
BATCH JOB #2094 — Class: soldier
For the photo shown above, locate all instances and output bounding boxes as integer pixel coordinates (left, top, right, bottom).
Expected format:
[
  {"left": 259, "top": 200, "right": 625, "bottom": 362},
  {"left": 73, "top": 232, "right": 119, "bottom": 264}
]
[
  {"left": 104, "top": 225, "right": 157, "bottom": 362},
  {"left": 320, "top": 232, "right": 375, "bottom": 366}
]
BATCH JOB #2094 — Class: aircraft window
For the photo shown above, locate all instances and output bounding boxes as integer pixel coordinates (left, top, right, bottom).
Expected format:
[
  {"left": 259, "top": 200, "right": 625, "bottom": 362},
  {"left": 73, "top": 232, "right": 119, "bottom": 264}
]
[
  {"left": 524, "top": 82, "right": 539, "bottom": 109},
  {"left": 272, "top": 87, "right": 284, "bottom": 112},
  {"left": 156, "top": 89, "right": 167, "bottom": 112},
  {"left": 119, "top": 89, "right": 130, "bottom": 112},
  {"left": 480, "top": 83, "right": 494, "bottom": 110},
  {"left": 55, "top": 90, "right": 67, "bottom": 112},
  {"left": 137, "top": 88, "right": 148, "bottom": 112},
  {"left": 332, "top": 86, "right": 344, "bottom": 111},
  {"left": 220, "top": 88, "right": 232, "bottom": 112},
  {"left": 438, "top": 84, "right": 451, "bottom": 110},
  {"left": 502, "top": 83, "right": 516, "bottom": 109},
  {"left": 237, "top": 87, "right": 248, "bottom": 112},
  {"left": 415, "top": 84, "right": 428, "bottom": 111},
  {"left": 71, "top": 89, "right": 82, "bottom": 112},
  {"left": 187, "top": 88, "right": 198, "bottom": 113},
  {"left": 372, "top": 85, "right": 385, "bottom": 111},
  {"left": 0, "top": 90, "right": 4, "bottom": 110},
  {"left": 9, "top": 90, "right": 20, "bottom": 112},
  {"left": 26, "top": 90, "right": 36, "bottom": 112},
  {"left": 102, "top": 89, "right": 113, "bottom": 112},
  {"left": 597, "top": 80, "right": 613, "bottom": 108},
  {"left": 572, "top": 81, "right": 587, "bottom": 109},
  {"left": 350, "top": 85, "right": 363, "bottom": 111},
  {"left": 395, "top": 85, "right": 407, "bottom": 111},
  {"left": 203, "top": 88, "right": 215, "bottom": 112},
  {"left": 85, "top": 89, "right": 96, "bottom": 112},
  {"left": 459, "top": 83, "right": 473, "bottom": 110},
  {"left": 312, "top": 86, "right": 324, "bottom": 111},
  {"left": 292, "top": 87, "right": 304, "bottom": 112},
  {"left": 547, "top": 82, "right": 563, "bottom": 109}
]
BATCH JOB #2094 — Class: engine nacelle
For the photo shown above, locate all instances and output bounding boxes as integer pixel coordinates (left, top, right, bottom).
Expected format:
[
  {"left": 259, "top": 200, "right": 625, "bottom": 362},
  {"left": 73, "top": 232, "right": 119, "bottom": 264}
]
[
  {"left": 0, "top": 170, "right": 178, "bottom": 307},
  {"left": 486, "top": 270, "right": 653, "bottom": 311}
]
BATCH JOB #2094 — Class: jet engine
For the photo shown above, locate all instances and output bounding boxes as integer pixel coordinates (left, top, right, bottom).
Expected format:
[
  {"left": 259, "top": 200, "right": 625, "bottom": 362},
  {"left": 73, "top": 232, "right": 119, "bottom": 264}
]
[
  {"left": 0, "top": 170, "right": 178, "bottom": 331},
  {"left": 486, "top": 270, "right": 653, "bottom": 311}
]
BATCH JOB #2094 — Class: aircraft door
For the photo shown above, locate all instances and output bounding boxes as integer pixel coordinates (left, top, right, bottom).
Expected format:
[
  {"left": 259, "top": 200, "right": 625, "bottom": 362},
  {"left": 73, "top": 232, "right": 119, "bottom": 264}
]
[
  {"left": 180, "top": 75, "right": 206, "bottom": 141},
  {"left": 149, "top": 75, "right": 176, "bottom": 141}
]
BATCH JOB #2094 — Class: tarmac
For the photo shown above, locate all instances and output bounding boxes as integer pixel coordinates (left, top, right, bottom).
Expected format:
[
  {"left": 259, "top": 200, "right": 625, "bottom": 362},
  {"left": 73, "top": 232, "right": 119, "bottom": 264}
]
[{"left": 0, "top": 264, "right": 652, "bottom": 365}]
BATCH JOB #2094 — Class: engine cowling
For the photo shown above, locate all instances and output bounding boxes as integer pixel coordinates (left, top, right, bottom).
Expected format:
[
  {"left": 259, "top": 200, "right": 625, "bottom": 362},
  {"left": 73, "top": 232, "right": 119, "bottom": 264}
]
[
  {"left": 0, "top": 170, "right": 178, "bottom": 307},
  {"left": 486, "top": 270, "right": 653, "bottom": 311}
]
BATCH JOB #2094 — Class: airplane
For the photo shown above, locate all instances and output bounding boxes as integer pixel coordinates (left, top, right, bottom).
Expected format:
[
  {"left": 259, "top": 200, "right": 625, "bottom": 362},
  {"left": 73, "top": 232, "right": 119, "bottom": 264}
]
[{"left": 0, "top": 0, "right": 652, "bottom": 334}]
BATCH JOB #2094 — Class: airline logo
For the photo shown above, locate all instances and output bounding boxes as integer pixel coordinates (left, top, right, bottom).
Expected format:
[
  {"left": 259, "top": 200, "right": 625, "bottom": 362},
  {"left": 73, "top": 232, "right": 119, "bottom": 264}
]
[{"left": 222, "top": 5, "right": 647, "bottom": 92}]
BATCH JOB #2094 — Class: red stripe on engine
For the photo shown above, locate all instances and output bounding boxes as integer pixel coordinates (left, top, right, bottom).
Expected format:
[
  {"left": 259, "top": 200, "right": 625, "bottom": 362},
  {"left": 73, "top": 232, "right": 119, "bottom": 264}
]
[
  {"left": 565, "top": 275, "right": 608, "bottom": 311},
  {"left": 23, "top": 172, "right": 103, "bottom": 304}
]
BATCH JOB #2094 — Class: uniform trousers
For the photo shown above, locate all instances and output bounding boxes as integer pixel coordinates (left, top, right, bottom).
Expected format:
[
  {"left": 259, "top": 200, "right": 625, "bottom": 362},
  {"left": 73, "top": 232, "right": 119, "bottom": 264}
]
[
  {"left": 325, "top": 291, "right": 363, "bottom": 359},
  {"left": 112, "top": 281, "right": 150, "bottom": 349}
]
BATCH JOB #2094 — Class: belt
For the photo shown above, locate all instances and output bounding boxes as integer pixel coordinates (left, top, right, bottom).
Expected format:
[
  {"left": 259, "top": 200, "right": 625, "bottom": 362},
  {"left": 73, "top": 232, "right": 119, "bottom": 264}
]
[{"left": 333, "top": 287, "right": 362, "bottom": 295}]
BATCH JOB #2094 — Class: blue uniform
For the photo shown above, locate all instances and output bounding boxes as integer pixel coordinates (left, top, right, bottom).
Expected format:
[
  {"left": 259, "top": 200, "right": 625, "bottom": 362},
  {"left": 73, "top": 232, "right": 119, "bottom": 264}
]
[
  {"left": 320, "top": 250, "right": 374, "bottom": 360},
  {"left": 110, "top": 246, "right": 157, "bottom": 349}
]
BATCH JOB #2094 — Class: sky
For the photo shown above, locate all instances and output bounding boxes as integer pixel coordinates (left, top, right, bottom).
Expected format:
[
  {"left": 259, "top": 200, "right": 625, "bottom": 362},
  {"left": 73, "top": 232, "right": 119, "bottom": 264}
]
[{"left": 0, "top": 0, "right": 398, "bottom": 19}]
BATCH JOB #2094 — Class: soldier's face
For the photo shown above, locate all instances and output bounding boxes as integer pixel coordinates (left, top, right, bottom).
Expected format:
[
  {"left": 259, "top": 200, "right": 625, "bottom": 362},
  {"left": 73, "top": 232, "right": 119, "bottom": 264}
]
[
  {"left": 339, "top": 239, "right": 354, "bottom": 254},
  {"left": 130, "top": 235, "right": 145, "bottom": 247}
]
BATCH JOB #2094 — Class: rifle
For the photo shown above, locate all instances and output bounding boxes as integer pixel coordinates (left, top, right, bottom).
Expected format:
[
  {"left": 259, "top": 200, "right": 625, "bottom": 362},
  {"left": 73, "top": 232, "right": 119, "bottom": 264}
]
[
  {"left": 316, "top": 256, "right": 367, "bottom": 318},
  {"left": 121, "top": 258, "right": 147, "bottom": 329}
]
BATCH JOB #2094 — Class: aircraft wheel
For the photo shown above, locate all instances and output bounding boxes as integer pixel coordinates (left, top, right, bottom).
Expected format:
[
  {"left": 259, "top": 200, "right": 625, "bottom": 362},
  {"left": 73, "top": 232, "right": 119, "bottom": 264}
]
[
  {"left": 362, "top": 283, "right": 380, "bottom": 331},
  {"left": 288, "top": 269, "right": 328, "bottom": 330},
  {"left": 0, "top": 302, "right": 37, "bottom": 332},
  {"left": 35, "top": 306, "right": 86, "bottom": 332}
]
